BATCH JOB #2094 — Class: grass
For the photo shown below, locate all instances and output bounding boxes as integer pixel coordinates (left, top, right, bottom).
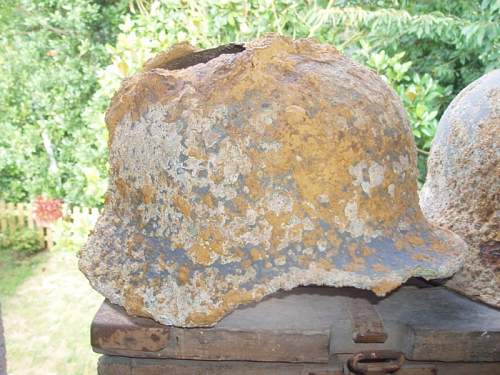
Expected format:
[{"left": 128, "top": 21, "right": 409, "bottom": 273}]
[
  {"left": 0, "top": 247, "right": 103, "bottom": 375},
  {"left": 0, "top": 249, "right": 49, "bottom": 297}
]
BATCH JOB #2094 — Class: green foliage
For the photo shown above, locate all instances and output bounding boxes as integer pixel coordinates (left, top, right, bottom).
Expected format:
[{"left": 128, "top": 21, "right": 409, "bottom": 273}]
[
  {"left": 0, "top": 247, "right": 48, "bottom": 297},
  {"left": 51, "top": 215, "right": 97, "bottom": 253},
  {"left": 0, "top": 224, "right": 44, "bottom": 257},
  {"left": 0, "top": 0, "right": 128, "bottom": 206},
  {"left": 1, "top": 0, "right": 498, "bottom": 204}
]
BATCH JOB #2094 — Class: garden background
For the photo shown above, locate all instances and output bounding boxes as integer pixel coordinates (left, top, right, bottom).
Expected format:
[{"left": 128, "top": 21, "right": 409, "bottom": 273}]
[{"left": 0, "top": 1, "right": 499, "bottom": 374}]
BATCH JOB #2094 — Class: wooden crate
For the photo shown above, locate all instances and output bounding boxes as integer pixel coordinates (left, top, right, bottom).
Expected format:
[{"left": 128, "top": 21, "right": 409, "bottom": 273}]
[{"left": 91, "top": 281, "right": 500, "bottom": 375}]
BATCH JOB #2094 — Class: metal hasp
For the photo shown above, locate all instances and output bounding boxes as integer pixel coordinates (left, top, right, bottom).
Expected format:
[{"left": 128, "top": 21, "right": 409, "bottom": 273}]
[
  {"left": 348, "top": 298, "right": 387, "bottom": 344},
  {"left": 348, "top": 350, "right": 405, "bottom": 374}
]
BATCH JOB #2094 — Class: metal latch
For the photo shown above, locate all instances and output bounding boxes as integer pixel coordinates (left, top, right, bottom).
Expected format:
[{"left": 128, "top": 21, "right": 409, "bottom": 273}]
[
  {"left": 347, "top": 350, "right": 405, "bottom": 374},
  {"left": 348, "top": 298, "right": 387, "bottom": 343}
]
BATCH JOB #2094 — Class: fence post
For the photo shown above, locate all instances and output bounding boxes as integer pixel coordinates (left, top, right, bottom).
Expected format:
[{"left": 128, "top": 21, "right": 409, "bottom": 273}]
[
  {"left": 0, "top": 200, "right": 100, "bottom": 251},
  {"left": 0, "top": 201, "right": 6, "bottom": 231},
  {"left": 26, "top": 203, "right": 35, "bottom": 229},
  {"left": 46, "top": 227, "right": 54, "bottom": 250},
  {"left": 6, "top": 203, "right": 15, "bottom": 229},
  {"left": 17, "top": 203, "right": 26, "bottom": 228}
]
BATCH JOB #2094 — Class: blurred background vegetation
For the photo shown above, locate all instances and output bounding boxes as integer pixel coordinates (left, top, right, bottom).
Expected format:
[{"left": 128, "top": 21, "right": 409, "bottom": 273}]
[{"left": 1, "top": 0, "right": 499, "bottom": 207}]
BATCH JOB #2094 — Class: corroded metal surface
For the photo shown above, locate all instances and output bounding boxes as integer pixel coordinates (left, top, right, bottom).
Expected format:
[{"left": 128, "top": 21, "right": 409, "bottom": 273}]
[
  {"left": 420, "top": 69, "right": 500, "bottom": 307},
  {"left": 79, "top": 35, "right": 464, "bottom": 327}
]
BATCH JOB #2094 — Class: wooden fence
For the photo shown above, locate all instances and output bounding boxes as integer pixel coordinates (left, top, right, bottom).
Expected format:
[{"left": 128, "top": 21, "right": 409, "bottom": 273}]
[{"left": 0, "top": 201, "right": 100, "bottom": 250}]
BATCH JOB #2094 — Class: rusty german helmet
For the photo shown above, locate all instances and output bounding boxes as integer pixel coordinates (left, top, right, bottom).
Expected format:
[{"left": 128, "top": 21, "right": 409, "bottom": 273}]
[
  {"left": 420, "top": 69, "right": 499, "bottom": 307},
  {"left": 79, "top": 35, "right": 465, "bottom": 327}
]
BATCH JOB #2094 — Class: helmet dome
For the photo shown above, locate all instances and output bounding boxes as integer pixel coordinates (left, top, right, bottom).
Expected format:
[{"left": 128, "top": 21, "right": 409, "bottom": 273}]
[
  {"left": 420, "top": 69, "right": 499, "bottom": 307},
  {"left": 80, "top": 35, "right": 465, "bottom": 327}
]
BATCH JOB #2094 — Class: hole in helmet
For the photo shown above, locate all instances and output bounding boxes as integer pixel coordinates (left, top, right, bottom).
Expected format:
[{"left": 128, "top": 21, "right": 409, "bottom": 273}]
[{"left": 162, "top": 43, "right": 245, "bottom": 71}]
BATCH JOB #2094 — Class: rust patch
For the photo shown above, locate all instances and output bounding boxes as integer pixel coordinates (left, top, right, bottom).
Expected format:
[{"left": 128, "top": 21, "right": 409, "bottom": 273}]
[
  {"left": 177, "top": 266, "right": 190, "bottom": 285},
  {"left": 142, "top": 184, "right": 155, "bottom": 204}
]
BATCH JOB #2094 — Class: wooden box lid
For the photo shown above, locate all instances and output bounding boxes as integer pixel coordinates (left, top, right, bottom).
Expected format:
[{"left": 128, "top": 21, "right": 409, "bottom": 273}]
[{"left": 91, "top": 283, "right": 500, "bottom": 363}]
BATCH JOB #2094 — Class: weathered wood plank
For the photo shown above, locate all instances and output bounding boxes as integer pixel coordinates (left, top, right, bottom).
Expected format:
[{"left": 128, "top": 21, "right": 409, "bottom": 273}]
[
  {"left": 92, "top": 285, "right": 500, "bottom": 363},
  {"left": 97, "top": 355, "right": 343, "bottom": 375},
  {"left": 411, "top": 329, "right": 500, "bottom": 362},
  {"left": 25, "top": 203, "right": 34, "bottom": 229},
  {"left": 97, "top": 355, "right": 500, "bottom": 375},
  {"left": 16, "top": 203, "right": 25, "bottom": 228},
  {"left": 6, "top": 203, "right": 15, "bottom": 229},
  {"left": 92, "top": 301, "right": 330, "bottom": 363}
]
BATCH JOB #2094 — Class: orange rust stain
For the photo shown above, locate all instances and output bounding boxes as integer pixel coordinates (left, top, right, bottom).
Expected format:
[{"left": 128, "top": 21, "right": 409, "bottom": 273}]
[
  {"left": 213, "top": 173, "right": 225, "bottom": 184},
  {"left": 158, "top": 254, "right": 168, "bottom": 270},
  {"left": 394, "top": 238, "right": 406, "bottom": 251},
  {"left": 265, "top": 211, "right": 291, "bottom": 249},
  {"left": 188, "top": 243, "right": 212, "bottom": 266},
  {"left": 245, "top": 172, "right": 263, "bottom": 199},
  {"left": 327, "top": 231, "right": 343, "bottom": 249},
  {"left": 407, "top": 234, "right": 426, "bottom": 247},
  {"left": 345, "top": 243, "right": 366, "bottom": 272},
  {"left": 177, "top": 266, "right": 190, "bottom": 285},
  {"left": 143, "top": 42, "right": 197, "bottom": 71},
  {"left": 126, "top": 233, "right": 145, "bottom": 256},
  {"left": 412, "top": 253, "right": 431, "bottom": 262},
  {"left": 172, "top": 241, "right": 184, "bottom": 249},
  {"left": 150, "top": 276, "right": 161, "bottom": 289},
  {"left": 361, "top": 247, "right": 374, "bottom": 257},
  {"left": 372, "top": 263, "right": 390, "bottom": 273},
  {"left": 115, "top": 177, "right": 129, "bottom": 198},
  {"left": 187, "top": 146, "right": 207, "bottom": 160},
  {"left": 124, "top": 287, "right": 149, "bottom": 316},
  {"left": 303, "top": 227, "right": 323, "bottom": 247},
  {"left": 231, "top": 195, "right": 249, "bottom": 214},
  {"left": 186, "top": 287, "right": 265, "bottom": 326},
  {"left": 106, "top": 70, "right": 180, "bottom": 146},
  {"left": 289, "top": 224, "right": 304, "bottom": 240},
  {"left": 250, "top": 248, "right": 263, "bottom": 261},
  {"left": 201, "top": 226, "right": 224, "bottom": 254},
  {"left": 298, "top": 254, "right": 312, "bottom": 268},
  {"left": 429, "top": 233, "right": 449, "bottom": 253},
  {"left": 345, "top": 261, "right": 365, "bottom": 272},
  {"left": 372, "top": 279, "right": 401, "bottom": 296},
  {"left": 104, "top": 192, "right": 111, "bottom": 205},
  {"left": 173, "top": 194, "right": 191, "bottom": 217},
  {"left": 317, "top": 258, "right": 333, "bottom": 271},
  {"left": 142, "top": 184, "right": 155, "bottom": 204},
  {"left": 188, "top": 225, "right": 225, "bottom": 265},
  {"left": 186, "top": 307, "right": 225, "bottom": 327},
  {"left": 202, "top": 192, "right": 216, "bottom": 208}
]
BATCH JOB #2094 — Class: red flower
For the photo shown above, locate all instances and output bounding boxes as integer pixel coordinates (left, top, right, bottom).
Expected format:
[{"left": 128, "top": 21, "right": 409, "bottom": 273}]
[{"left": 33, "top": 197, "right": 63, "bottom": 227}]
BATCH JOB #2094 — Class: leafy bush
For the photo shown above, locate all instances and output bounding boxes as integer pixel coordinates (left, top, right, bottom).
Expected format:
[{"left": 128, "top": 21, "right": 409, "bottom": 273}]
[
  {"left": 0, "top": 225, "right": 44, "bottom": 257},
  {"left": 0, "top": 0, "right": 128, "bottom": 206},
  {"left": 51, "top": 214, "right": 97, "bottom": 253},
  {"left": 0, "top": 0, "right": 498, "bottom": 204}
]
